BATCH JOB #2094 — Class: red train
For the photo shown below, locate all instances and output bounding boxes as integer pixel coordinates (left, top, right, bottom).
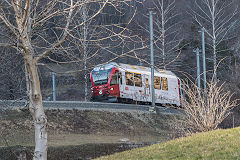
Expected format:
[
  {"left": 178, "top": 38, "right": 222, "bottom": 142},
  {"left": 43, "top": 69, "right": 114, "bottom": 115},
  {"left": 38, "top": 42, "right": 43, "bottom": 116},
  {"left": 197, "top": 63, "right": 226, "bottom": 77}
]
[{"left": 90, "top": 62, "right": 183, "bottom": 106}]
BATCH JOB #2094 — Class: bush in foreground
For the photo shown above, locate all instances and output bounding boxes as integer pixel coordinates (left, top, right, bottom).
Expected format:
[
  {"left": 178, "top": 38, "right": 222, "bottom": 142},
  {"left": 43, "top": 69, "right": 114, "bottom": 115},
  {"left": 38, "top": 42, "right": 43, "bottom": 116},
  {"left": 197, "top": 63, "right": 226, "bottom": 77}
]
[{"left": 182, "top": 80, "right": 238, "bottom": 132}]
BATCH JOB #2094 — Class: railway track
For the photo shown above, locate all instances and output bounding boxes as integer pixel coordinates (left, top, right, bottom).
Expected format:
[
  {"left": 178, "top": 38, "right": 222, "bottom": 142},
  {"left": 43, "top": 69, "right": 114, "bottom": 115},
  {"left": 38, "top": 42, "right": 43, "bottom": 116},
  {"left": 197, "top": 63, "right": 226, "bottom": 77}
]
[{"left": 0, "top": 100, "right": 182, "bottom": 114}]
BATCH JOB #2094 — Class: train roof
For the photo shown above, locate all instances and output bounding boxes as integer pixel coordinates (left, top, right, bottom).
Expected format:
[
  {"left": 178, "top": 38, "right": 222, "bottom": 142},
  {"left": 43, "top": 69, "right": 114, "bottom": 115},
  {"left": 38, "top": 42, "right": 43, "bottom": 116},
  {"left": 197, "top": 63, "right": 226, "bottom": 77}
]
[
  {"left": 92, "top": 62, "right": 177, "bottom": 78},
  {"left": 118, "top": 63, "right": 177, "bottom": 77}
]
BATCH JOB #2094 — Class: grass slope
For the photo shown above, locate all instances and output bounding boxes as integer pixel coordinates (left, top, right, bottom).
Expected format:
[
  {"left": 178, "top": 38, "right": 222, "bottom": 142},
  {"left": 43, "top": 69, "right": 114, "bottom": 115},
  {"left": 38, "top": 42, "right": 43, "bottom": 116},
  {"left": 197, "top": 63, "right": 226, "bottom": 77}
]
[{"left": 97, "top": 127, "right": 240, "bottom": 160}]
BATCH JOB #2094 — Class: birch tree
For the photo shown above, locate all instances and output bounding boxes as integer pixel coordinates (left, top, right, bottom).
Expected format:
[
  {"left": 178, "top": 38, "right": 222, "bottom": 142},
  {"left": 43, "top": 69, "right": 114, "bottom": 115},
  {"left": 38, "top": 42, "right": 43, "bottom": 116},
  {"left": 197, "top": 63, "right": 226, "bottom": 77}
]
[
  {"left": 138, "top": 0, "right": 181, "bottom": 69},
  {"left": 0, "top": 0, "right": 136, "bottom": 159},
  {"left": 70, "top": 4, "right": 100, "bottom": 102},
  {"left": 191, "top": 0, "right": 238, "bottom": 83},
  {"left": 153, "top": 0, "right": 182, "bottom": 69},
  {"left": 82, "top": 5, "right": 89, "bottom": 102},
  {"left": 0, "top": 0, "right": 75, "bottom": 159}
]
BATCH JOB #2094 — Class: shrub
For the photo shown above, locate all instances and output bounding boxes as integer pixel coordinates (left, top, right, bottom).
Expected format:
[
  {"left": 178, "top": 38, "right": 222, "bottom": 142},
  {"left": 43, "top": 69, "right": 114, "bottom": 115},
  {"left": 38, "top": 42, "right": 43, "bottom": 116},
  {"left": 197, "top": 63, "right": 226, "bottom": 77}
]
[{"left": 182, "top": 80, "right": 238, "bottom": 132}]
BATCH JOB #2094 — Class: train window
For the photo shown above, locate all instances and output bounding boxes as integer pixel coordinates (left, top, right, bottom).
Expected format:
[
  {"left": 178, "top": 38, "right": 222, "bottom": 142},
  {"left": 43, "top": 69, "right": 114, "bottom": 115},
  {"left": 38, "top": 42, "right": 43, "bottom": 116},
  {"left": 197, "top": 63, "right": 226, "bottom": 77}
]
[
  {"left": 125, "top": 72, "right": 134, "bottom": 86},
  {"left": 161, "top": 77, "right": 168, "bottom": 90},
  {"left": 154, "top": 76, "right": 161, "bottom": 89},
  {"left": 134, "top": 73, "right": 142, "bottom": 87},
  {"left": 146, "top": 78, "right": 149, "bottom": 88},
  {"left": 110, "top": 71, "right": 118, "bottom": 85}
]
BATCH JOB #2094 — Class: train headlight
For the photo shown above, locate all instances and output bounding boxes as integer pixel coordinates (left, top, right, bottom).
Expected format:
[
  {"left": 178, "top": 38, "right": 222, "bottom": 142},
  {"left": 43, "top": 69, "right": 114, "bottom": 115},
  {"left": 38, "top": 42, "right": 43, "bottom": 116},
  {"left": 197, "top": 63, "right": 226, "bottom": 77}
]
[{"left": 110, "top": 88, "right": 114, "bottom": 91}]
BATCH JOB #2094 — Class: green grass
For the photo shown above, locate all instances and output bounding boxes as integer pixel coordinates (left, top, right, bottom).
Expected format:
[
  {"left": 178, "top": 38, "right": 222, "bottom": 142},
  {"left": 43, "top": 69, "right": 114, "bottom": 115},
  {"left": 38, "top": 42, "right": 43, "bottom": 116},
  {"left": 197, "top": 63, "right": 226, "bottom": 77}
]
[{"left": 96, "top": 127, "right": 240, "bottom": 160}]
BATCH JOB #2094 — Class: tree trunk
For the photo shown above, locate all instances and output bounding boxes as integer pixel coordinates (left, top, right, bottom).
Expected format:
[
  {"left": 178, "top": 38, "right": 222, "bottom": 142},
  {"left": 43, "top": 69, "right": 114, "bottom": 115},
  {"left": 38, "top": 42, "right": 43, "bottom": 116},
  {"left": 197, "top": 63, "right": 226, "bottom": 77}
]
[
  {"left": 83, "top": 4, "right": 88, "bottom": 102},
  {"left": 161, "top": 0, "right": 166, "bottom": 69},
  {"left": 2, "top": 0, "right": 74, "bottom": 159},
  {"left": 212, "top": 0, "right": 217, "bottom": 83},
  {"left": 24, "top": 54, "right": 47, "bottom": 160}
]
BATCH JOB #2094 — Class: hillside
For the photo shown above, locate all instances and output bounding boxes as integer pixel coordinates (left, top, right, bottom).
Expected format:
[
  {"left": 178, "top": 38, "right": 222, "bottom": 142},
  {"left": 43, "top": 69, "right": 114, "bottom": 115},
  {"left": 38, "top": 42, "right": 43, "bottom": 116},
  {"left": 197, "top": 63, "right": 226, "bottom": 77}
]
[{"left": 97, "top": 127, "right": 240, "bottom": 160}]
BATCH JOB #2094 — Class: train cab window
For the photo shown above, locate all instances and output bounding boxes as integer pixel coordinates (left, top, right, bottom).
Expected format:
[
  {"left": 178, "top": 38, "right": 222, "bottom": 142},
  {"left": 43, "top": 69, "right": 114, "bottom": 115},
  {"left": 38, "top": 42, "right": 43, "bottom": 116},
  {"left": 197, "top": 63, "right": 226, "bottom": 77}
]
[
  {"left": 161, "top": 77, "right": 168, "bottom": 90},
  {"left": 134, "top": 73, "right": 142, "bottom": 87},
  {"left": 110, "top": 71, "right": 119, "bottom": 85},
  {"left": 125, "top": 72, "right": 134, "bottom": 86},
  {"left": 146, "top": 78, "right": 149, "bottom": 88},
  {"left": 154, "top": 76, "right": 161, "bottom": 89}
]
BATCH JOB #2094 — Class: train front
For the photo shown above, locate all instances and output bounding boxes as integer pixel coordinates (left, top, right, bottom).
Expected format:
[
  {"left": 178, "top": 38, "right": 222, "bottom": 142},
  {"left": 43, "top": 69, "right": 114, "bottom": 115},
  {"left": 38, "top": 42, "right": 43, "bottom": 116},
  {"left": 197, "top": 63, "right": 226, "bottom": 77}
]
[{"left": 90, "top": 63, "right": 120, "bottom": 102}]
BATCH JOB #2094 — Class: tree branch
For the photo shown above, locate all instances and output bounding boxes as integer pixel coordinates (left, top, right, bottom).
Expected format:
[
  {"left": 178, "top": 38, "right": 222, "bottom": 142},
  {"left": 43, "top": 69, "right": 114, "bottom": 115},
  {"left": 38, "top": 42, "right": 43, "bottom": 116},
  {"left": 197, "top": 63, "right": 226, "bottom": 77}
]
[{"left": 36, "top": 0, "right": 75, "bottom": 61}]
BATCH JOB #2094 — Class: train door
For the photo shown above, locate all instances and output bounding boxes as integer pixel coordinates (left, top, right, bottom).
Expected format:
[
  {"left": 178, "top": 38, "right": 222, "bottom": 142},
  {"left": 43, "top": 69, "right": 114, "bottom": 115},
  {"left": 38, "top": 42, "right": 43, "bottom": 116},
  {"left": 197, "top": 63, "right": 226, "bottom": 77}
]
[
  {"left": 118, "top": 71, "right": 124, "bottom": 95},
  {"left": 109, "top": 70, "right": 120, "bottom": 99},
  {"left": 144, "top": 74, "right": 151, "bottom": 102},
  {"left": 124, "top": 72, "right": 135, "bottom": 100},
  {"left": 133, "top": 73, "right": 144, "bottom": 102}
]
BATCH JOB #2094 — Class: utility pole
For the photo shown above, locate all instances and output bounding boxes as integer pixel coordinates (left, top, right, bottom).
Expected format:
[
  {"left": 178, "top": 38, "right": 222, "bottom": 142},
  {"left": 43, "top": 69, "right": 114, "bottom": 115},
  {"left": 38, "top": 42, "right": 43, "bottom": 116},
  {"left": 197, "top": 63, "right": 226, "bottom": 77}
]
[
  {"left": 193, "top": 48, "right": 201, "bottom": 91},
  {"left": 200, "top": 28, "right": 207, "bottom": 92},
  {"left": 52, "top": 72, "right": 56, "bottom": 101},
  {"left": 149, "top": 10, "right": 156, "bottom": 111}
]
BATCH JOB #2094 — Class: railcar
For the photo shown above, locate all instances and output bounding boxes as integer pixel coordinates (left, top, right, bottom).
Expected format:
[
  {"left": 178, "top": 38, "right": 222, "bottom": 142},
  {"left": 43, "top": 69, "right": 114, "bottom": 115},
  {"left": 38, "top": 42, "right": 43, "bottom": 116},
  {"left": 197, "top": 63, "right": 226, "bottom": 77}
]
[{"left": 90, "top": 62, "right": 183, "bottom": 107}]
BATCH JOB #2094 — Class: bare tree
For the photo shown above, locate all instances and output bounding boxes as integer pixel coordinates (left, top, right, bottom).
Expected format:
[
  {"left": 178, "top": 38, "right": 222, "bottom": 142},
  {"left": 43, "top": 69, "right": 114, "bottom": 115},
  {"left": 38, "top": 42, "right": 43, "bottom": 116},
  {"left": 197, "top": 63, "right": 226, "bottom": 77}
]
[
  {"left": 64, "top": 1, "right": 146, "bottom": 70},
  {"left": 191, "top": 0, "right": 238, "bottom": 83},
  {"left": 82, "top": 4, "right": 89, "bottom": 102},
  {"left": 0, "top": 0, "right": 142, "bottom": 159},
  {"left": 0, "top": 0, "right": 76, "bottom": 159},
  {"left": 137, "top": 0, "right": 182, "bottom": 69},
  {"left": 153, "top": 0, "right": 182, "bottom": 69},
  {"left": 69, "top": 4, "right": 100, "bottom": 101}
]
